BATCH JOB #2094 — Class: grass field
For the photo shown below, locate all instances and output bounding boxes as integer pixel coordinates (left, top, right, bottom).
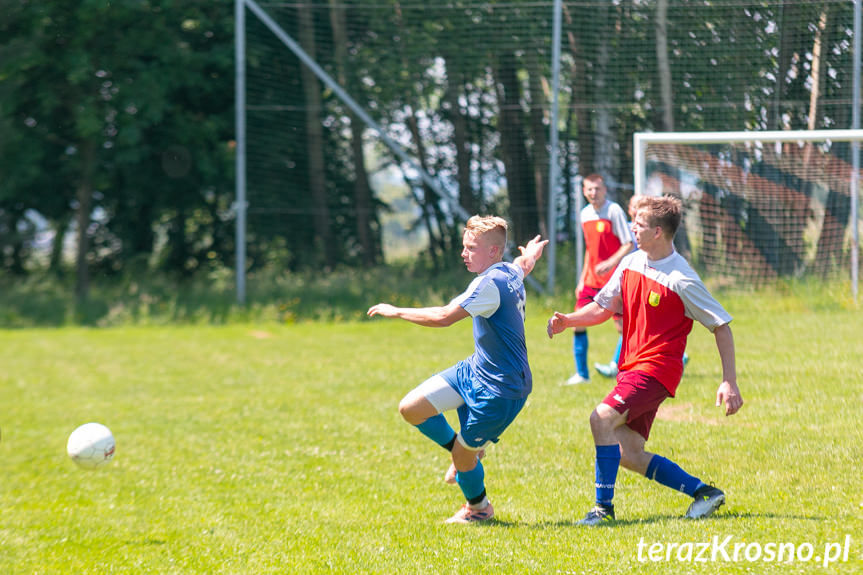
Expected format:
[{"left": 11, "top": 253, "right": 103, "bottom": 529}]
[{"left": 0, "top": 290, "right": 861, "bottom": 573}]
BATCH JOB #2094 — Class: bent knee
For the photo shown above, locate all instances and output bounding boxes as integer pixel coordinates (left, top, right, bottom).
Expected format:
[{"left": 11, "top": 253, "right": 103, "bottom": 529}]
[
  {"left": 398, "top": 397, "right": 418, "bottom": 423},
  {"left": 398, "top": 392, "right": 436, "bottom": 425},
  {"left": 589, "top": 405, "right": 618, "bottom": 432}
]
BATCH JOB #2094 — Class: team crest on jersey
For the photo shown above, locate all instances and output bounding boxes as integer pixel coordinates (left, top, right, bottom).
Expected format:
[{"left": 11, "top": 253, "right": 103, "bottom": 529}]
[
  {"left": 596, "top": 221, "right": 606, "bottom": 233},
  {"left": 648, "top": 290, "right": 661, "bottom": 307}
]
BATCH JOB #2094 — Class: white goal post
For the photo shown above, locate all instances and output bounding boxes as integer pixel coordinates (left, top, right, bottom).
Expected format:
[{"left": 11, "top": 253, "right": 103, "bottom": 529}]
[{"left": 633, "top": 129, "right": 861, "bottom": 301}]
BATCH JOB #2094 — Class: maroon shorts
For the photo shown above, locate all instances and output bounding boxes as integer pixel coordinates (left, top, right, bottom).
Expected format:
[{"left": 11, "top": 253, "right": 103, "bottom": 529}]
[
  {"left": 577, "top": 285, "right": 622, "bottom": 320},
  {"left": 601, "top": 370, "right": 671, "bottom": 440}
]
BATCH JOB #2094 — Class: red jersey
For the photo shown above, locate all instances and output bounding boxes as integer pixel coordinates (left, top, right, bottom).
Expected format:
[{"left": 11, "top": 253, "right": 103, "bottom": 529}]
[
  {"left": 594, "top": 250, "right": 732, "bottom": 396},
  {"left": 580, "top": 199, "right": 631, "bottom": 290}
]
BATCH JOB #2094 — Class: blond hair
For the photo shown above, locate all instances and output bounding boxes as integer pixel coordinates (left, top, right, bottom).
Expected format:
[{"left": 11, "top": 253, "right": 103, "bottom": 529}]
[{"left": 465, "top": 215, "right": 508, "bottom": 251}]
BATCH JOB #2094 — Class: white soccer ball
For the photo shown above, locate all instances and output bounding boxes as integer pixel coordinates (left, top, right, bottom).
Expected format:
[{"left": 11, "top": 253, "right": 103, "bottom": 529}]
[{"left": 66, "top": 423, "right": 115, "bottom": 469}]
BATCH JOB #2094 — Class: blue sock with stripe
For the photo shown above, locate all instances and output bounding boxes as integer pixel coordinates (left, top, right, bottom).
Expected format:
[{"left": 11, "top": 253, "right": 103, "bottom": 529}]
[
  {"left": 645, "top": 455, "right": 704, "bottom": 497},
  {"left": 415, "top": 414, "right": 457, "bottom": 449},
  {"left": 595, "top": 444, "right": 621, "bottom": 507},
  {"left": 612, "top": 337, "right": 622, "bottom": 365},
  {"left": 574, "top": 331, "right": 589, "bottom": 378},
  {"left": 455, "top": 459, "right": 486, "bottom": 503}
]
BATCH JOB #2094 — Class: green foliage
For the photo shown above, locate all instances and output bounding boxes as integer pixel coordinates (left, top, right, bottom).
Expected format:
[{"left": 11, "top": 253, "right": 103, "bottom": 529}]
[
  {"left": 0, "top": 258, "right": 481, "bottom": 327},
  {"left": 0, "top": 297, "right": 861, "bottom": 573},
  {"left": 0, "top": 0, "right": 235, "bottom": 278},
  {"left": 4, "top": 0, "right": 857, "bottom": 284},
  {"left": 0, "top": 254, "right": 859, "bottom": 328}
]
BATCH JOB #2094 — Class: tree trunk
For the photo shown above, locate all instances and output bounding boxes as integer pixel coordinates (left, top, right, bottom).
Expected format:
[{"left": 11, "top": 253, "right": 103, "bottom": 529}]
[
  {"left": 405, "top": 107, "right": 452, "bottom": 257},
  {"left": 562, "top": 4, "right": 587, "bottom": 236},
  {"left": 74, "top": 141, "right": 96, "bottom": 305},
  {"left": 810, "top": 7, "right": 846, "bottom": 271},
  {"left": 807, "top": 9, "right": 830, "bottom": 132},
  {"left": 445, "top": 69, "right": 475, "bottom": 217},
  {"left": 655, "top": 0, "right": 691, "bottom": 257},
  {"left": 770, "top": 3, "right": 796, "bottom": 130},
  {"left": 49, "top": 213, "right": 72, "bottom": 277},
  {"left": 1, "top": 206, "right": 29, "bottom": 275},
  {"left": 495, "top": 51, "right": 536, "bottom": 244},
  {"left": 167, "top": 206, "right": 189, "bottom": 275},
  {"left": 526, "top": 49, "right": 548, "bottom": 239},
  {"left": 593, "top": 3, "right": 615, "bottom": 190},
  {"left": 298, "top": 7, "right": 335, "bottom": 268},
  {"left": 393, "top": 2, "right": 445, "bottom": 264},
  {"left": 563, "top": 5, "right": 593, "bottom": 180},
  {"left": 329, "top": 0, "right": 379, "bottom": 266}
]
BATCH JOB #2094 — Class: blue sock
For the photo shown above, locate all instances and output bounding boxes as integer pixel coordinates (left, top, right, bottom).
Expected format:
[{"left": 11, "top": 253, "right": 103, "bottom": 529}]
[
  {"left": 415, "top": 414, "right": 457, "bottom": 448},
  {"left": 612, "top": 337, "right": 622, "bottom": 365},
  {"left": 645, "top": 455, "right": 704, "bottom": 497},
  {"left": 574, "top": 331, "right": 589, "bottom": 378},
  {"left": 595, "top": 444, "right": 621, "bottom": 507},
  {"left": 455, "top": 459, "right": 485, "bottom": 503}
]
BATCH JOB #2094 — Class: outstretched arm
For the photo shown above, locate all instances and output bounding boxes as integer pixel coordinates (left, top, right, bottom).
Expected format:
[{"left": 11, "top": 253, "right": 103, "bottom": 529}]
[
  {"left": 513, "top": 235, "right": 548, "bottom": 278},
  {"left": 546, "top": 301, "right": 613, "bottom": 338},
  {"left": 367, "top": 300, "right": 469, "bottom": 328},
  {"left": 713, "top": 323, "right": 743, "bottom": 416}
]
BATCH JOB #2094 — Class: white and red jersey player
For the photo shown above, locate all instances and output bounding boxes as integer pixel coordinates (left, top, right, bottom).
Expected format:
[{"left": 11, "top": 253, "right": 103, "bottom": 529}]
[
  {"left": 580, "top": 198, "right": 632, "bottom": 291},
  {"left": 594, "top": 249, "right": 732, "bottom": 396},
  {"left": 545, "top": 196, "right": 742, "bottom": 525}
]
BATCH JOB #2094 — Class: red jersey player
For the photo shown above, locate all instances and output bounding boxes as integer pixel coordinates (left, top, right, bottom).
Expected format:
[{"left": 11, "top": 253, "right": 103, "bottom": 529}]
[
  {"left": 547, "top": 195, "right": 743, "bottom": 525},
  {"left": 567, "top": 174, "right": 633, "bottom": 385}
]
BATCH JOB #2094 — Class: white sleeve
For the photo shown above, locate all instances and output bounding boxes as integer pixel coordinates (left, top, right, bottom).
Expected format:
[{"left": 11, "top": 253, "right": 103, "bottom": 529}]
[
  {"left": 676, "top": 276, "right": 733, "bottom": 331},
  {"left": 594, "top": 257, "right": 627, "bottom": 314},
  {"left": 452, "top": 275, "right": 501, "bottom": 318},
  {"left": 609, "top": 203, "right": 634, "bottom": 245}
]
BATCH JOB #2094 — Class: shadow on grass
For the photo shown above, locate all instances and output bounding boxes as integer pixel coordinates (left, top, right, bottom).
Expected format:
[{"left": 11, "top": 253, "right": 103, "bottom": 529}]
[{"left": 487, "top": 510, "right": 824, "bottom": 529}]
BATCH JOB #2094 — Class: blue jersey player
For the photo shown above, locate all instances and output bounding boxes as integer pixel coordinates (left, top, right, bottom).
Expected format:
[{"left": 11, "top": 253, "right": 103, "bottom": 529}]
[{"left": 368, "top": 216, "right": 547, "bottom": 523}]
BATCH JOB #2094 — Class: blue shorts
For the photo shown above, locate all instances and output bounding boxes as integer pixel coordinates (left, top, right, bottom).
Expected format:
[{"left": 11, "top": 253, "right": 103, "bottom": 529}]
[{"left": 438, "top": 361, "right": 527, "bottom": 449}]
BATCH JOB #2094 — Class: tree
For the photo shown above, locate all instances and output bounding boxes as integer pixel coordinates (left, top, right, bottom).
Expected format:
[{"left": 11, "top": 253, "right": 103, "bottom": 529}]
[
  {"left": 329, "top": 0, "right": 380, "bottom": 266},
  {"left": 298, "top": 7, "right": 335, "bottom": 269},
  {"left": 494, "top": 50, "right": 536, "bottom": 245},
  {"left": 0, "top": 1, "right": 236, "bottom": 289}
]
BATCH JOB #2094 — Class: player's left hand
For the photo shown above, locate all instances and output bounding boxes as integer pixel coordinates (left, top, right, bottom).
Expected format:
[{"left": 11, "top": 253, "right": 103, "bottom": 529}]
[
  {"left": 546, "top": 311, "right": 569, "bottom": 338},
  {"left": 519, "top": 235, "right": 549, "bottom": 259},
  {"left": 715, "top": 381, "right": 743, "bottom": 416}
]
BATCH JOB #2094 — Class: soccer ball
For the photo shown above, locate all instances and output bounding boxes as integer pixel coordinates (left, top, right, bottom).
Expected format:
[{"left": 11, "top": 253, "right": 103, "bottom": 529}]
[{"left": 66, "top": 423, "right": 115, "bottom": 469}]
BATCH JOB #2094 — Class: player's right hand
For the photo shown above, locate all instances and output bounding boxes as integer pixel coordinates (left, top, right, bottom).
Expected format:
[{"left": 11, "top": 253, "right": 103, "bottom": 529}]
[{"left": 367, "top": 303, "right": 397, "bottom": 318}]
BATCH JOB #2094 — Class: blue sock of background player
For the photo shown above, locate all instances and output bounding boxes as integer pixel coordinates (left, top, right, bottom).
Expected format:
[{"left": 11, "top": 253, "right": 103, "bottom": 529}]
[{"left": 573, "top": 331, "right": 589, "bottom": 379}]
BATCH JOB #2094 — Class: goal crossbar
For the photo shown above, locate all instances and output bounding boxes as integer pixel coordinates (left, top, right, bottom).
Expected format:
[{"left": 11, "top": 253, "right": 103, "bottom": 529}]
[
  {"left": 635, "top": 129, "right": 863, "bottom": 195},
  {"left": 633, "top": 129, "right": 861, "bottom": 302}
]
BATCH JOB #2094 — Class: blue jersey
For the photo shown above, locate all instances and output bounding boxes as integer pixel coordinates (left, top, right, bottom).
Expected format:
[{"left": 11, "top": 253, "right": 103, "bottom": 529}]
[{"left": 452, "top": 262, "right": 532, "bottom": 399}]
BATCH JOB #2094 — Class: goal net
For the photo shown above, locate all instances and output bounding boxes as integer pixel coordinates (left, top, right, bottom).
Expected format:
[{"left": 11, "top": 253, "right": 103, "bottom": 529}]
[{"left": 634, "top": 130, "right": 861, "bottom": 290}]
